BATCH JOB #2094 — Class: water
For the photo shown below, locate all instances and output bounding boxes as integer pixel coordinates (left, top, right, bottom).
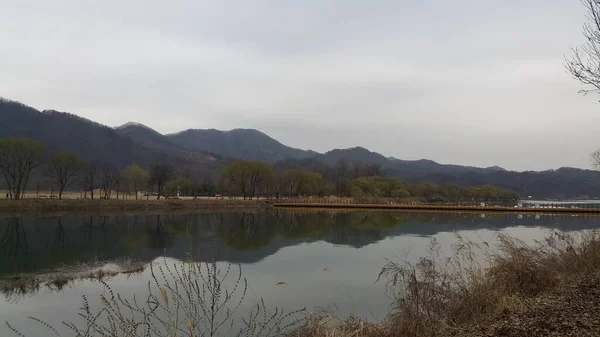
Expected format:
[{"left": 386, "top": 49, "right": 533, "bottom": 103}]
[{"left": 1, "top": 210, "right": 599, "bottom": 336}]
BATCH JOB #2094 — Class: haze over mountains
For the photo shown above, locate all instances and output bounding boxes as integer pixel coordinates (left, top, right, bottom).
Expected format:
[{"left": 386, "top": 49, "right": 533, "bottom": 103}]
[{"left": 2, "top": 97, "right": 600, "bottom": 199}]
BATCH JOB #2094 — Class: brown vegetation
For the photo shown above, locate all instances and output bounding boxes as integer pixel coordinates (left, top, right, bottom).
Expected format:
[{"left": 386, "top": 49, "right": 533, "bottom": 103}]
[{"left": 294, "top": 231, "right": 600, "bottom": 337}]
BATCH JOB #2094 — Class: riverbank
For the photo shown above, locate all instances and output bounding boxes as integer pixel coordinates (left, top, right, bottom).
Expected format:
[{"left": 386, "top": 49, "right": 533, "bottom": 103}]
[
  {"left": 0, "top": 198, "right": 267, "bottom": 215},
  {"left": 0, "top": 259, "right": 147, "bottom": 301},
  {"left": 293, "top": 231, "right": 600, "bottom": 337},
  {"left": 275, "top": 201, "right": 600, "bottom": 214}
]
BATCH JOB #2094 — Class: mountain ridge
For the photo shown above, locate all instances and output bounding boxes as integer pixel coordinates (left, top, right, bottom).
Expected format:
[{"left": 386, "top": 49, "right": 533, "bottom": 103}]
[{"left": 2, "top": 97, "right": 599, "bottom": 199}]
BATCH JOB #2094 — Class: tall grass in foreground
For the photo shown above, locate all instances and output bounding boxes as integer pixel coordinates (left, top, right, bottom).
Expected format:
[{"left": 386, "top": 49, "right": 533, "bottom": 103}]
[
  {"left": 295, "top": 230, "right": 600, "bottom": 337},
  {"left": 5, "top": 255, "right": 305, "bottom": 337}
]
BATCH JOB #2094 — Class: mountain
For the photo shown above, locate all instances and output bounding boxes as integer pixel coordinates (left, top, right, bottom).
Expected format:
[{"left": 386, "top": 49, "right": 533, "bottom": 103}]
[
  {"left": 115, "top": 122, "right": 218, "bottom": 165},
  {"left": 167, "top": 128, "right": 316, "bottom": 162},
  {"left": 388, "top": 158, "right": 505, "bottom": 175},
  {"left": 3, "top": 97, "right": 600, "bottom": 199},
  {"left": 392, "top": 167, "right": 600, "bottom": 199},
  {"left": 317, "top": 147, "right": 389, "bottom": 165},
  {"left": 313, "top": 147, "right": 505, "bottom": 175},
  {"left": 486, "top": 166, "right": 507, "bottom": 172},
  {"left": 0, "top": 99, "right": 191, "bottom": 169}
]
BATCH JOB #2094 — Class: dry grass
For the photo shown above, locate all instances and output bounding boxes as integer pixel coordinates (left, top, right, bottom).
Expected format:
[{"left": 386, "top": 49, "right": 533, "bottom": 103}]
[
  {"left": 5, "top": 254, "right": 306, "bottom": 337},
  {"left": 294, "top": 230, "right": 600, "bottom": 337},
  {"left": 0, "top": 198, "right": 265, "bottom": 215}
]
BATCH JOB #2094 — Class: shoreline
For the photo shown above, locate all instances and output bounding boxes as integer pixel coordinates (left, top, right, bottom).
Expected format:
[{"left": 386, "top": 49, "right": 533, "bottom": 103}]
[
  {"left": 0, "top": 198, "right": 267, "bottom": 215},
  {"left": 0, "top": 259, "right": 148, "bottom": 300},
  {"left": 274, "top": 202, "right": 600, "bottom": 214}
]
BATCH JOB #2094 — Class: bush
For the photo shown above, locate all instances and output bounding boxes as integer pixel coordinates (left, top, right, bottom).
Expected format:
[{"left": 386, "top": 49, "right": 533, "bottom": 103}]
[{"left": 376, "top": 231, "right": 600, "bottom": 337}]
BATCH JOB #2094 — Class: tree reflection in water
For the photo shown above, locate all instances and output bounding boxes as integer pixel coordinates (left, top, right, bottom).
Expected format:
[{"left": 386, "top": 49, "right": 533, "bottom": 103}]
[
  {"left": 1, "top": 211, "right": 599, "bottom": 278},
  {"left": 0, "top": 217, "right": 28, "bottom": 259}
]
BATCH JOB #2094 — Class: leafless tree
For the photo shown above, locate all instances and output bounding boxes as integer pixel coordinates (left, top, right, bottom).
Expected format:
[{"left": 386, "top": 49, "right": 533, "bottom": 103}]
[
  {"left": 149, "top": 163, "right": 175, "bottom": 199},
  {"left": 334, "top": 159, "right": 349, "bottom": 196},
  {"left": 351, "top": 161, "right": 364, "bottom": 179},
  {"left": 365, "top": 163, "right": 385, "bottom": 177},
  {"left": 566, "top": 0, "right": 600, "bottom": 94},
  {"left": 0, "top": 138, "right": 45, "bottom": 199},
  {"left": 49, "top": 152, "right": 86, "bottom": 199},
  {"left": 591, "top": 149, "right": 600, "bottom": 169},
  {"left": 100, "top": 166, "right": 119, "bottom": 199},
  {"left": 81, "top": 164, "right": 98, "bottom": 199}
]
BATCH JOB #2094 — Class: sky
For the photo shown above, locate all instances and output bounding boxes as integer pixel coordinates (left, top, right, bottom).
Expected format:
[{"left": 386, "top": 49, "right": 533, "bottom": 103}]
[{"left": 1, "top": 0, "right": 600, "bottom": 172}]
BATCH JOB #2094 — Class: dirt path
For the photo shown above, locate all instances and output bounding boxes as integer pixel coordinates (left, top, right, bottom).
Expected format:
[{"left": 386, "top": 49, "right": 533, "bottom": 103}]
[{"left": 454, "top": 273, "right": 600, "bottom": 337}]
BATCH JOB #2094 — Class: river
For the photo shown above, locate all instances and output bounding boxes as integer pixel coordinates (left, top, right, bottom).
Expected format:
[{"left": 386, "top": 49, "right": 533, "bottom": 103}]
[{"left": 1, "top": 210, "right": 599, "bottom": 336}]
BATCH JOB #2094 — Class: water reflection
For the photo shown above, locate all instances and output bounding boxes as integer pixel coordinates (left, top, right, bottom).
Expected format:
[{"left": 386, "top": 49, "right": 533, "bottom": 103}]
[
  {"left": 1, "top": 211, "right": 600, "bottom": 276},
  {"left": 2, "top": 210, "right": 600, "bottom": 337}
]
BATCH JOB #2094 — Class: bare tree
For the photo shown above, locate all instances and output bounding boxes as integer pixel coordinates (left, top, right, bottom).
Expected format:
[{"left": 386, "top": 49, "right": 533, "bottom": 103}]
[
  {"left": 149, "top": 163, "right": 175, "bottom": 199},
  {"left": 82, "top": 163, "right": 98, "bottom": 199},
  {"left": 222, "top": 161, "right": 273, "bottom": 199},
  {"left": 334, "top": 159, "right": 349, "bottom": 196},
  {"left": 0, "top": 138, "right": 45, "bottom": 200},
  {"left": 566, "top": 0, "right": 600, "bottom": 94},
  {"left": 591, "top": 149, "right": 600, "bottom": 169},
  {"left": 49, "top": 152, "right": 86, "bottom": 199},
  {"left": 100, "top": 166, "right": 119, "bottom": 199},
  {"left": 365, "top": 163, "right": 385, "bottom": 177},
  {"left": 351, "top": 161, "right": 364, "bottom": 179}
]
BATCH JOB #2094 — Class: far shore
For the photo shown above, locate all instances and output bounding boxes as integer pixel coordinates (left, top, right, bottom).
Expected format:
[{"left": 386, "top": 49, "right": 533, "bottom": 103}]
[{"left": 0, "top": 198, "right": 268, "bottom": 215}]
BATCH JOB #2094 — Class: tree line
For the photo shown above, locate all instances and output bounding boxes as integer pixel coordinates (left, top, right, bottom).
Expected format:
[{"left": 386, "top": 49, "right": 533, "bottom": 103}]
[
  {"left": 219, "top": 160, "right": 519, "bottom": 202},
  {"left": 0, "top": 137, "right": 519, "bottom": 201},
  {"left": 0, "top": 138, "right": 214, "bottom": 200}
]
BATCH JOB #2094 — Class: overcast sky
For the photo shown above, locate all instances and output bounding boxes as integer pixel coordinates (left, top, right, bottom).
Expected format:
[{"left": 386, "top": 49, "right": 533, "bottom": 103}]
[{"left": 1, "top": 0, "right": 600, "bottom": 171}]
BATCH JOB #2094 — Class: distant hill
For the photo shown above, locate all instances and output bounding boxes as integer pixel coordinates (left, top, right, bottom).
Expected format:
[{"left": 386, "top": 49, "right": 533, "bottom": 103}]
[
  {"left": 2, "top": 97, "right": 600, "bottom": 199},
  {"left": 0, "top": 99, "right": 191, "bottom": 169},
  {"left": 167, "top": 128, "right": 317, "bottom": 162},
  {"left": 387, "top": 158, "right": 505, "bottom": 175},
  {"left": 317, "top": 147, "right": 389, "bottom": 165},
  {"left": 314, "top": 147, "right": 506, "bottom": 175},
  {"left": 115, "top": 123, "right": 218, "bottom": 165},
  {"left": 393, "top": 167, "right": 600, "bottom": 199}
]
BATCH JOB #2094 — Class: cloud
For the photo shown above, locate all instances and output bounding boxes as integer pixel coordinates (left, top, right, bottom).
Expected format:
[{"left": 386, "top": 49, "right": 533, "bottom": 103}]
[{"left": 0, "top": 0, "right": 598, "bottom": 171}]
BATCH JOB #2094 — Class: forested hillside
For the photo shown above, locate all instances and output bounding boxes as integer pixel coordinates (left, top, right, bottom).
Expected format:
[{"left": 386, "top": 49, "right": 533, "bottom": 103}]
[{"left": 2, "top": 97, "right": 599, "bottom": 199}]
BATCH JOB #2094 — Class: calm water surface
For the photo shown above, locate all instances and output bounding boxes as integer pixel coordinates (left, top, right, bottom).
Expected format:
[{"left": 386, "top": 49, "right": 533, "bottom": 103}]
[{"left": 1, "top": 210, "right": 599, "bottom": 336}]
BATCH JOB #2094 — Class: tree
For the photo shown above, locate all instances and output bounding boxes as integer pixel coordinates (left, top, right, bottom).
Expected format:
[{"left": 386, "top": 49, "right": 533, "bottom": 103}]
[
  {"left": 149, "top": 163, "right": 175, "bottom": 199},
  {"left": 592, "top": 150, "right": 600, "bottom": 169},
  {"left": 364, "top": 163, "right": 384, "bottom": 177},
  {"left": 283, "top": 169, "right": 308, "bottom": 197},
  {"left": 566, "top": 0, "right": 600, "bottom": 94},
  {"left": 334, "top": 159, "right": 350, "bottom": 196},
  {"left": 350, "top": 161, "right": 364, "bottom": 179},
  {"left": 222, "top": 161, "right": 273, "bottom": 199},
  {"left": 0, "top": 138, "right": 45, "bottom": 199},
  {"left": 82, "top": 163, "right": 98, "bottom": 199},
  {"left": 302, "top": 172, "right": 334, "bottom": 196},
  {"left": 123, "top": 164, "right": 149, "bottom": 200},
  {"left": 164, "top": 178, "right": 193, "bottom": 197},
  {"left": 271, "top": 168, "right": 288, "bottom": 198},
  {"left": 49, "top": 152, "right": 86, "bottom": 199},
  {"left": 391, "top": 188, "right": 411, "bottom": 199},
  {"left": 100, "top": 166, "right": 119, "bottom": 199}
]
